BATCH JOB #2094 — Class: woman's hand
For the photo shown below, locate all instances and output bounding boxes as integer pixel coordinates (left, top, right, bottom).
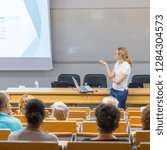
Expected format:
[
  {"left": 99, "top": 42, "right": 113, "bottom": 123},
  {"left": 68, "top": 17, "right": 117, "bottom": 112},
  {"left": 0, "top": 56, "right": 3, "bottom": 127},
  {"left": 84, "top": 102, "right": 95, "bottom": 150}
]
[
  {"left": 99, "top": 60, "right": 108, "bottom": 66},
  {"left": 99, "top": 60, "right": 115, "bottom": 78}
]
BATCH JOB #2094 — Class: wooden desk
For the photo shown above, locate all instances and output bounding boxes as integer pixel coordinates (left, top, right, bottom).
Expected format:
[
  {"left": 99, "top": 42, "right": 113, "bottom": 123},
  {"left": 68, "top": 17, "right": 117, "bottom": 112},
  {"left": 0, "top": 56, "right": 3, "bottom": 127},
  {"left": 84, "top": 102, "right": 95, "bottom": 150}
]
[
  {"left": 143, "top": 83, "right": 150, "bottom": 88},
  {"left": 6, "top": 88, "right": 150, "bottom": 104}
]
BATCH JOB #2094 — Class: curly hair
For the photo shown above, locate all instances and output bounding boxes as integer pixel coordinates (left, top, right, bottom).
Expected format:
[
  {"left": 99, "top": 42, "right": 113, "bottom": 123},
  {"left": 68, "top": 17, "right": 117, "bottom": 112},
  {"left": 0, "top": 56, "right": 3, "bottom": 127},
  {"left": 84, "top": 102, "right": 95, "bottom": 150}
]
[
  {"left": 95, "top": 104, "right": 120, "bottom": 133},
  {"left": 141, "top": 105, "right": 150, "bottom": 130},
  {"left": 19, "top": 94, "right": 34, "bottom": 114}
]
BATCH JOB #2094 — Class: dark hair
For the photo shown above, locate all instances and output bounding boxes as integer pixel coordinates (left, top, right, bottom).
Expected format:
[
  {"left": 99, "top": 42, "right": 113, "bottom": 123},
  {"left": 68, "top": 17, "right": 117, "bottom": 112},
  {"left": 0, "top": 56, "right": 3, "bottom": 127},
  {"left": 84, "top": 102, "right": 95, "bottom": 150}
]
[
  {"left": 25, "top": 99, "right": 45, "bottom": 128},
  {"left": 141, "top": 105, "right": 150, "bottom": 130},
  {"left": 95, "top": 104, "right": 120, "bottom": 133}
]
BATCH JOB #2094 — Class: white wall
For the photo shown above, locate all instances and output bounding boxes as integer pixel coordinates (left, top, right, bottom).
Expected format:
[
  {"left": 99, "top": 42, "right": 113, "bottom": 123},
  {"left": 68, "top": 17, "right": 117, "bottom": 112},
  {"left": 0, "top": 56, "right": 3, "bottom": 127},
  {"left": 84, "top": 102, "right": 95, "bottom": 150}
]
[{"left": 0, "top": 0, "right": 150, "bottom": 90}]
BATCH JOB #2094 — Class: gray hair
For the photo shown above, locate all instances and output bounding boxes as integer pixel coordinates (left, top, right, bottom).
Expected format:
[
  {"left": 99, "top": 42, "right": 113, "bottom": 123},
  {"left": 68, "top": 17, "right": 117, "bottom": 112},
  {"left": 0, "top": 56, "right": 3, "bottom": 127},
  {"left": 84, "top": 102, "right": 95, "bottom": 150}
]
[
  {"left": 50, "top": 101, "right": 68, "bottom": 109},
  {"left": 50, "top": 101, "right": 68, "bottom": 120},
  {"left": 102, "top": 96, "right": 119, "bottom": 107}
]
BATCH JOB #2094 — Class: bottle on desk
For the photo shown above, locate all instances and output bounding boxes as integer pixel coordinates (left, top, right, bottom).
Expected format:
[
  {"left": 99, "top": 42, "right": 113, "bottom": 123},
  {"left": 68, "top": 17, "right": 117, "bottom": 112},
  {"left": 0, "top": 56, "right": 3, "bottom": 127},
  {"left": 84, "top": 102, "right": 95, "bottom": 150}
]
[
  {"left": 34, "top": 80, "right": 39, "bottom": 88},
  {"left": 98, "top": 85, "right": 102, "bottom": 88},
  {"left": 84, "top": 82, "right": 88, "bottom": 86}
]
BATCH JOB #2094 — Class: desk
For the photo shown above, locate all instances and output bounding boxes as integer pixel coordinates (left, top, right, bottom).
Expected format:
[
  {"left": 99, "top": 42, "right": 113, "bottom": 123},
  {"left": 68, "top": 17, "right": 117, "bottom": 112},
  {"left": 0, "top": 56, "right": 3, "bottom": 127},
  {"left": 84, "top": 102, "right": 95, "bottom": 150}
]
[
  {"left": 6, "top": 88, "right": 150, "bottom": 104},
  {"left": 143, "top": 83, "right": 150, "bottom": 88}
]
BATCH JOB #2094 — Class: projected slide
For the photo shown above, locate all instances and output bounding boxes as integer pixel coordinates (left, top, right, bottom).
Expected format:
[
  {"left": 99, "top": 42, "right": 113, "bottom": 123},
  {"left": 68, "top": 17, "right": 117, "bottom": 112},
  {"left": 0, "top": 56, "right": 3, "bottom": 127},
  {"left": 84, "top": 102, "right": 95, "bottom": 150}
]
[{"left": 0, "top": 0, "right": 51, "bottom": 57}]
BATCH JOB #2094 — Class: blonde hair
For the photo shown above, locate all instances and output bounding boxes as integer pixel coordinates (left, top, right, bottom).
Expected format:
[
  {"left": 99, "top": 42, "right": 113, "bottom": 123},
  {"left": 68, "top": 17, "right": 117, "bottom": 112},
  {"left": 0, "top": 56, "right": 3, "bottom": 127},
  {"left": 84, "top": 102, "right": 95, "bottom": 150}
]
[
  {"left": 19, "top": 94, "right": 35, "bottom": 114},
  {"left": 118, "top": 47, "right": 133, "bottom": 67}
]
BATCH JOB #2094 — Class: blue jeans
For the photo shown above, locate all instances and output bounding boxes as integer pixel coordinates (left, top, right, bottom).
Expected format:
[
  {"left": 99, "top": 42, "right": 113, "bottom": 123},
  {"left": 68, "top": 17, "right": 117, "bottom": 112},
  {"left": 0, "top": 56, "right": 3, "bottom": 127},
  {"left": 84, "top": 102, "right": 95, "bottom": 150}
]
[{"left": 110, "top": 88, "right": 128, "bottom": 110}]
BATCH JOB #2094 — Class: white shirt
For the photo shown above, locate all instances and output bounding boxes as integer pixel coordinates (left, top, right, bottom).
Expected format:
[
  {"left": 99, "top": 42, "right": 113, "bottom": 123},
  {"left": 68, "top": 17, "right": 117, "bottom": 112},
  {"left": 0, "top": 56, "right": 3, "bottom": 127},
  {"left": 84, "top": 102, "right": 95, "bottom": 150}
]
[
  {"left": 8, "top": 128, "right": 58, "bottom": 141},
  {"left": 112, "top": 61, "right": 131, "bottom": 90}
]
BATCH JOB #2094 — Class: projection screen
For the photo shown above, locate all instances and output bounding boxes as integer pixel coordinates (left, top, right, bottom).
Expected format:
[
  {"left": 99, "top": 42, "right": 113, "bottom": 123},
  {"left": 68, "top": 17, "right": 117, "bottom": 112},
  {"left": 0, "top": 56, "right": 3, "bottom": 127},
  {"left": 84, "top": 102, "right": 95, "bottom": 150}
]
[{"left": 0, "top": 0, "right": 52, "bottom": 70}]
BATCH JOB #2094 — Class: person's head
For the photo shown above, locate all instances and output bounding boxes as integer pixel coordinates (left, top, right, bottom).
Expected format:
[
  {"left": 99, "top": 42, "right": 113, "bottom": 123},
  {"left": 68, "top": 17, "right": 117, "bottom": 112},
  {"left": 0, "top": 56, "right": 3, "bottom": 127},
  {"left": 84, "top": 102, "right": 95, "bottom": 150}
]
[
  {"left": 25, "top": 99, "right": 45, "bottom": 129},
  {"left": 102, "top": 96, "right": 119, "bottom": 107},
  {"left": 95, "top": 103, "right": 120, "bottom": 134},
  {"left": 115, "top": 47, "right": 133, "bottom": 66},
  {"left": 141, "top": 105, "right": 150, "bottom": 130},
  {"left": 0, "top": 92, "right": 11, "bottom": 114},
  {"left": 51, "top": 101, "right": 68, "bottom": 120},
  {"left": 19, "top": 94, "right": 35, "bottom": 114},
  {"left": 51, "top": 101, "right": 68, "bottom": 110},
  {"left": 53, "top": 106, "right": 68, "bottom": 120}
]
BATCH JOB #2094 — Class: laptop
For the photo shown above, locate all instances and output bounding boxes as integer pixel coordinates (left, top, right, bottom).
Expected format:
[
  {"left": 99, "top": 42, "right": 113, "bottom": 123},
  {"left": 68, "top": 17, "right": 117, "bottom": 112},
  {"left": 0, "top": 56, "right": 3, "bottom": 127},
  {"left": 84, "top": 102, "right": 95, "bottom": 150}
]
[{"left": 72, "top": 76, "right": 94, "bottom": 93}]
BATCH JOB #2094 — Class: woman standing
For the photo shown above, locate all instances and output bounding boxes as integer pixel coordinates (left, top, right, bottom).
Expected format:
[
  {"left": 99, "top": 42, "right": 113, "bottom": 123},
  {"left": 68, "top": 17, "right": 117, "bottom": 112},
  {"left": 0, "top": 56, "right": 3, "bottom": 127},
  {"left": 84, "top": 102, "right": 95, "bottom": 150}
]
[{"left": 99, "top": 47, "right": 132, "bottom": 110}]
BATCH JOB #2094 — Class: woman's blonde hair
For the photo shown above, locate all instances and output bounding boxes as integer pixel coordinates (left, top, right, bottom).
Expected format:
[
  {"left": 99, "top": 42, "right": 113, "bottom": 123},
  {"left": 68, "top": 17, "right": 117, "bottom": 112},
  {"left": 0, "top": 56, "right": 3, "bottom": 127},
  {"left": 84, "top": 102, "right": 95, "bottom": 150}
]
[
  {"left": 19, "top": 94, "right": 35, "bottom": 114},
  {"left": 117, "top": 47, "right": 133, "bottom": 67}
]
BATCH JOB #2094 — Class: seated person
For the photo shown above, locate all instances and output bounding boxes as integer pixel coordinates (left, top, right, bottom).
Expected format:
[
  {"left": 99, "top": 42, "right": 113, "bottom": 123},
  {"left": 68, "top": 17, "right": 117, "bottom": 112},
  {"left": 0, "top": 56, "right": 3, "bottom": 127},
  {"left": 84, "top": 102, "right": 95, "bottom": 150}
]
[
  {"left": 141, "top": 105, "right": 150, "bottom": 130},
  {"left": 89, "top": 96, "right": 119, "bottom": 121},
  {"left": 8, "top": 99, "right": 58, "bottom": 141},
  {"left": 18, "top": 94, "right": 35, "bottom": 114},
  {"left": 102, "top": 96, "right": 119, "bottom": 107},
  {"left": 52, "top": 107, "right": 68, "bottom": 120},
  {"left": 50, "top": 101, "right": 68, "bottom": 120},
  {"left": 85, "top": 103, "right": 127, "bottom": 141},
  {"left": 0, "top": 92, "right": 22, "bottom": 131}
]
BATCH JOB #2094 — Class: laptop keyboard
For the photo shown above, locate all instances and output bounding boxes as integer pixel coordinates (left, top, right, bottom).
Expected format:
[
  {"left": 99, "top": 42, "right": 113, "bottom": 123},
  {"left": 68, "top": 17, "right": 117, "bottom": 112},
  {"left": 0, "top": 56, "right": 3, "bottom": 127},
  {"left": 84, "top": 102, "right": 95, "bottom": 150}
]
[{"left": 80, "top": 85, "right": 93, "bottom": 92}]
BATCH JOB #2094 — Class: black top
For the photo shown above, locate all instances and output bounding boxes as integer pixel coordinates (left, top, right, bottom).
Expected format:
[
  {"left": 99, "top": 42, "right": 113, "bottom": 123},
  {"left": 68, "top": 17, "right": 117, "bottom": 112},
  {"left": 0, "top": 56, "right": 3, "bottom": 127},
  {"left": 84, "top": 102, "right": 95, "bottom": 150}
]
[{"left": 83, "top": 138, "right": 129, "bottom": 142}]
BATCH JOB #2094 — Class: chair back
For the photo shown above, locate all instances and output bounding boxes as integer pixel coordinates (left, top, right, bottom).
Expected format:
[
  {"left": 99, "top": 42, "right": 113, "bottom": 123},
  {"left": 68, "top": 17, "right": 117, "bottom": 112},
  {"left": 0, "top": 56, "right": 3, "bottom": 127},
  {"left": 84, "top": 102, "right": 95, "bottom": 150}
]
[
  {"left": 40, "top": 121, "right": 77, "bottom": 133},
  {"left": 68, "top": 141, "right": 131, "bottom": 150},
  {"left": 68, "top": 107, "right": 91, "bottom": 114},
  {"left": 69, "top": 111, "right": 87, "bottom": 119},
  {"left": 0, "top": 129, "right": 11, "bottom": 140},
  {"left": 83, "top": 74, "right": 107, "bottom": 88},
  {"left": 127, "top": 111, "right": 142, "bottom": 118},
  {"left": 126, "top": 107, "right": 141, "bottom": 111},
  {"left": 138, "top": 142, "right": 150, "bottom": 150},
  {"left": 0, "top": 141, "right": 59, "bottom": 150},
  {"left": 82, "top": 121, "right": 127, "bottom": 133},
  {"left": 58, "top": 74, "right": 80, "bottom": 87},
  {"left": 129, "top": 116, "right": 142, "bottom": 128},
  {"left": 129, "top": 116, "right": 142, "bottom": 124},
  {"left": 135, "top": 130, "right": 150, "bottom": 145},
  {"left": 13, "top": 115, "right": 26, "bottom": 123},
  {"left": 128, "top": 82, "right": 143, "bottom": 88},
  {"left": 132, "top": 75, "right": 150, "bottom": 84}
]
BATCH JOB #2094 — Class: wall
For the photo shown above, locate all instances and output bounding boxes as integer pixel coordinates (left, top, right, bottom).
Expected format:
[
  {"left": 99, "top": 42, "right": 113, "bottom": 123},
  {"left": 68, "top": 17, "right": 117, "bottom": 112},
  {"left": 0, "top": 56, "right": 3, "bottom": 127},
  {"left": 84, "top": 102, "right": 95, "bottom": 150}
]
[{"left": 0, "top": 0, "right": 150, "bottom": 90}]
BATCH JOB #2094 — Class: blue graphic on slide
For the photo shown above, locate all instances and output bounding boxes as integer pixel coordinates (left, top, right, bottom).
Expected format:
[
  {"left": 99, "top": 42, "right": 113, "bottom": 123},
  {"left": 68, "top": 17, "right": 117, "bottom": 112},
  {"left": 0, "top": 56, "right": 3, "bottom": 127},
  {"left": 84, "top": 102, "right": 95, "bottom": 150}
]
[
  {"left": 23, "top": 0, "right": 41, "bottom": 37},
  {"left": 0, "top": 0, "right": 51, "bottom": 57}
]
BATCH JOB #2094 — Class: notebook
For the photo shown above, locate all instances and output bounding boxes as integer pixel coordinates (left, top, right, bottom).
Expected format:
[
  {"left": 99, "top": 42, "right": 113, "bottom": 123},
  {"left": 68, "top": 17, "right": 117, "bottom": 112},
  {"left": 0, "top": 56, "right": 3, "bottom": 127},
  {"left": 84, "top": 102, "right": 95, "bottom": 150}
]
[{"left": 72, "top": 76, "right": 94, "bottom": 93}]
